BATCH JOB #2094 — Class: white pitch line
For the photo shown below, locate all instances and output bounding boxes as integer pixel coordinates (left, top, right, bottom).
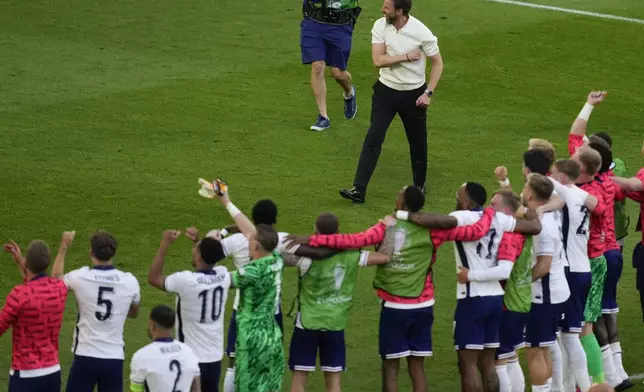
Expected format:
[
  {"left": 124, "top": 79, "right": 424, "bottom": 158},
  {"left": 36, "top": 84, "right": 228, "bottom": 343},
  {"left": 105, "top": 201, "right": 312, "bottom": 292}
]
[
  {"left": 488, "top": 0, "right": 644, "bottom": 25},
  {"left": 630, "top": 372, "right": 644, "bottom": 381}
]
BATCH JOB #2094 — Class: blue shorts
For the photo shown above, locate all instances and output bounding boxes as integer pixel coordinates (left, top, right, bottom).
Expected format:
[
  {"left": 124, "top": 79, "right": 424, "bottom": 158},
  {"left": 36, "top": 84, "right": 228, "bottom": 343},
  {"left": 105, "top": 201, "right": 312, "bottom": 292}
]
[
  {"left": 226, "top": 310, "right": 283, "bottom": 357},
  {"left": 379, "top": 305, "right": 434, "bottom": 359},
  {"left": 10, "top": 371, "right": 61, "bottom": 392},
  {"left": 497, "top": 310, "right": 528, "bottom": 360},
  {"left": 199, "top": 361, "right": 221, "bottom": 392},
  {"left": 525, "top": 302, "right": 564, "bottom": 347},
  {"left": 300, "top": 18, "right": 354, "bottom": 70},
  {"left": 66, "top": 355, "right": 123, "bottom": 392},
  {"left": 288, "top": 327, "right": 346, "bottom": 372},
  {"left": 602, "top": 249, "right": 623, "bottom": 314},
  {"left": 560, "top": 271, "right": 591, "bottom": 333},
  {"left": 454, "top": 296, "right": 503, "bottom": 351}
]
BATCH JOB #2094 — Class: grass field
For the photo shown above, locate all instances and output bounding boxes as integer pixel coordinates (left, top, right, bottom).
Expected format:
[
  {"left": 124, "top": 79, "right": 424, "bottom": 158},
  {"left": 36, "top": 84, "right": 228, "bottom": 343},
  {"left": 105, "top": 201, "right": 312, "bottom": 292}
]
[{"left": 2, "top": 0, "right": 644, "bottom": 390}]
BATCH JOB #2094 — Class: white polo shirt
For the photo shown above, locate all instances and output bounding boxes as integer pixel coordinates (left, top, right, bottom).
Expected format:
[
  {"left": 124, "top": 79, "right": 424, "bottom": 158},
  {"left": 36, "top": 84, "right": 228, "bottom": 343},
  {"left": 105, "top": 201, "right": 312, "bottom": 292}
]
[{"left": 371, "top": 15, "right": 439, "bottom": 91}]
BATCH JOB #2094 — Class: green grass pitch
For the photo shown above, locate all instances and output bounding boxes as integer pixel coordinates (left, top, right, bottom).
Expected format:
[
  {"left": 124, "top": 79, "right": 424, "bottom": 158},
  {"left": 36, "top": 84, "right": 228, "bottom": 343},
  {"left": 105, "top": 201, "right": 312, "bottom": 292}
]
[{"left": 1, "top": 0, "right": 644, "bottom": 390}]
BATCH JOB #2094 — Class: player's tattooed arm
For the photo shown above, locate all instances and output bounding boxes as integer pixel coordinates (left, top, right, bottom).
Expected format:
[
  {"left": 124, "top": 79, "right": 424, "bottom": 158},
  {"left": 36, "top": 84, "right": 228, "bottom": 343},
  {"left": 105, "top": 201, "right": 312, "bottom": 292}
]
[
  {"left": 407, "top": 212, "right": 458, "bottom": 229},
  {"left": 148, "top": 230, "right": 181, "bottom": 291},
  {"left": 367, "top": 216, "right": 398, "bottom": 265},
  {"left": 612, "top": 176, "right": 644, "bottom": 192},
  {"left": 51, "top": 231, "right": 76, "bottom": 279}
]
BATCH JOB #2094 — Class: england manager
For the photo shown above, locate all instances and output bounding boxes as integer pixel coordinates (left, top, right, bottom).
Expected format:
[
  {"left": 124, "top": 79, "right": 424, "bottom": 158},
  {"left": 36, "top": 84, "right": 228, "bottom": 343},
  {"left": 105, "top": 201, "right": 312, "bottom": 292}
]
[{"left": 339, "top": 0, "right": 443, "bottom": 204}]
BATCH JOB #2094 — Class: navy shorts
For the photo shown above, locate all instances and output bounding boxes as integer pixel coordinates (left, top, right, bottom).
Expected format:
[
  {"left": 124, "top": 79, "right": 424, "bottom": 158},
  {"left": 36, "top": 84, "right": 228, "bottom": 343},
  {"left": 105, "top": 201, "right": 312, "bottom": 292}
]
[
  {"left": 199, "top": 361, "right": 221, "bottom": 392},
  {"left": 226, "top": 310, "right": 283, "bottom": 357},
  {"left": 10, "top": 370, "right": 61, "bottom": 392},
  {"left": 300, "top": 19, "right": 354, "bottom": 70},
  {"left": 288, "top": 327, "right": 346, "bottom": 372},
  {"left": 66, "top": 355, "right": 123, "bottom": 392},
  {"left": 525, "top": 303, "right": 564, "bottom": 347},
  {"left": 379, "top": 305, "right": 433, "bottom": 359},
  {"left": 497, "top": 310, "right": 528, "bottom": 360},
  {"left": 560, "top": 271, "right": 591, "bottom": 333},
  {"left": 602, "top": 249, "right": 623, "bottom": 314},
  {"left": 454, "top": 296, "right": 503, "bottom": 351}
]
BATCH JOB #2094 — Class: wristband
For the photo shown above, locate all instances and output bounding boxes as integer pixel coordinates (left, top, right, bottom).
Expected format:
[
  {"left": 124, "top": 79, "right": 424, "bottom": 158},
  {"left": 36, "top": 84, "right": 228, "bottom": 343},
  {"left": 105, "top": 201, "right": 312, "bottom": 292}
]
[
  {"left": 578, "top": 103, "right": 594, "bottom": 121},
  {"left": 395, "top": 210, "right": 409, "bottom": 221},
  {"left": 226, "top": 202, "right": 241, "bottom": 217},
  {"left": 499, "top": 178, "right": 510, "bottom": 187},
  {"left": 220, "top": 229, "right": 229, "bottom": 238}
]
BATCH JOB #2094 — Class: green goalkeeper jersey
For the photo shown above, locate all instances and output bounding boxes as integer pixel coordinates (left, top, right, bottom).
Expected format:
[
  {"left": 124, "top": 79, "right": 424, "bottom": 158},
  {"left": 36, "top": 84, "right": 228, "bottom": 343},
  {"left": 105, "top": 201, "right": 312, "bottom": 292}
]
[
  {"left": 232, "top": 252, "right": 284, "bottom": 392},
  {"left": 612, "top": 158, "right": 630, "bottom": 240},
  {"left": 503, "top": 236, "right": 532, "bottom": 313}
]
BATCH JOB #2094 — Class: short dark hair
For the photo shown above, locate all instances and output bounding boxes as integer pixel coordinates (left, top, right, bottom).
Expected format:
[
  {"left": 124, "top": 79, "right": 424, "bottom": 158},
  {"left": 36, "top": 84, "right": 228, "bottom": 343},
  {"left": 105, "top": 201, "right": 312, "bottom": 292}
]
[
  {"left": 198, "top": 237, "right": 226, "bottom": 265},
  {"left": 592, "top": 132, "right": 612, "bottom": 147},
  {"left": 527, "top": 173, "right": 554, "bottom": 202},
  {"left": 251, "top": 200, "right": 278, "bottom": 225},
  {"left": 90, "top": 231, "right": 117, "bottom": 261},
  {"left": 577, "top": 147, "right": 602, "bottom": 176},
  {"left": 393, "top": 0, "right": 412, "bottom": 15},
  {"left": 523, "top": 149, "right": 551, "bottom": 175},
  {"left": 26, "top": 240, "right": 51, "bottom": 274},
  {"left": 589, "top": 141, "right": 613, "bottom": 174},
  {"left": 150, "top": 305, "right": 175, "bottom": 329},
  {"left": 465, "top": 182, "right": 487, "bottom": 207},
  {"left": 255, "top": 224, "right": 279, "bottom": 252},
  {"left": 554, "top": 159, "right": 581, "bottom": 181},
  {"left": 494, "top": 191, "right": 522, "bottom": 213},
  {"left": 404, "top": 186, "right": 425, "bottom": 212},
  {"left": 316, "top": 213, "right": 340, "bottom": 235}
]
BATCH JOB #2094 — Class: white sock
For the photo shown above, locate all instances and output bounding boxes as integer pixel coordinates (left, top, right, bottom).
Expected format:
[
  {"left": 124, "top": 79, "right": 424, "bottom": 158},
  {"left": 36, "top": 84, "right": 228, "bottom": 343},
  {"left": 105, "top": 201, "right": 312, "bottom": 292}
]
[
  {"left": 561, "top": 333, "right": 591, "bottom": 392},
  {"left": 531, "top": 384, "right": 550, "bottom": 392},
  {"left": 497, "top": 365, "right": 512, "bottom": 392},
  {"left": 223, "top": 367, "right": 235, "bottom": 392},
  {"left": 549, "top": 342, "right": 563, "bottom": 392},
  {"left": 344, "top": 85, "right": 355, "bottom": 99},
  {"left": 601, "top": 345, "right": 621, "bottom": 387},
  {"left": 559, "top": 338, "right": 574, "bottom": 392},
  {"left": 507, "top": 358, "right": 526, "bottom": 392},
  {"left": 610, "top": 342, "right": 629, "bottom": 381}
]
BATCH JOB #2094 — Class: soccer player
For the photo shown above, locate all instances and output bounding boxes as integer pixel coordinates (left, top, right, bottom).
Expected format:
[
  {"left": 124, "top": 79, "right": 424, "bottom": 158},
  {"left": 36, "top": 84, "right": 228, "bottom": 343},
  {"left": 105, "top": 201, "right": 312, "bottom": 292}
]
[
  {"left": 450, "top": 188, "right": 528, "bottom": 392},
  {"left": 130, "top": 305, "right": 201, "bottom": 392},
  {"left": 148, "top": 228, "right": 231, "bottom": 392},
  {"left": 280, "top": 212, "right": 397, "bottom": 392},
  {"left": 568, "top": 92, "right": 632, "bottom": 389},
  {"left": 494, "top": 231, "right": 530, "bottom": 392},
  {"left": 301, "top": 0, "right": 360, "bottom": 131},
  {"left": 49, "top": 231, "right": 141, "bottom": 392},
  {"left": 521, "top": 173, "right": 570, "bottom": 392},
  {"left": 550, "top": 159, "right": 601, "bottom": 392},
  {"left": 214, "top": 187, "right": 285, "bottom": 392},
  {"left": 338, "top": 0, "right": 443, "bottom": 203},
  {"left": 1, "top": 234, "right": 70, "bottom": 392},
  {"left": 211, "top": 200, "right": 287, "bottom": 392}
]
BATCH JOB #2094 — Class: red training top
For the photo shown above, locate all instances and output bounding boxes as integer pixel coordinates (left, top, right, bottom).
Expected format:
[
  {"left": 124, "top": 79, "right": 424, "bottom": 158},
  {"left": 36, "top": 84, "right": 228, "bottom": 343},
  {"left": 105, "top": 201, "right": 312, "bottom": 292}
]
[
  {"left": 307, "top": 208, "right": 496, "bottom": 304},
  {"left": 596, "top": 172, "right": 626, "bottom": 252},
  {"left": 0, "top": 274, "right": 68, "bottom": 371},
  {"left": 627, "top": 168, "right": 644, "bottom": 245}
]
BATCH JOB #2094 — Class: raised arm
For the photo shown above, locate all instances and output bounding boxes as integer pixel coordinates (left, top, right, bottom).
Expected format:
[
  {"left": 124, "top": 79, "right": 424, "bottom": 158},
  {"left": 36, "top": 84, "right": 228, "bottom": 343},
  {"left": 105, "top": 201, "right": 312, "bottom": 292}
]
[
  {"left": 51, "top": 231, "right": 76, "bottom": 279},
  {"left": 217, "top": 191, "right": 256, "bottom": 237},
  {"left": 495, "top": 166, "right": 513, "bottom": 191},
  {"left": 569, "top": 91, "right": 607, "bottom": 155},
  {"left": 148, "top": 230, "right": 181, "bottom": 291},
  {"left": 3, "top": 241, "right": 27, "bottom": 280}
]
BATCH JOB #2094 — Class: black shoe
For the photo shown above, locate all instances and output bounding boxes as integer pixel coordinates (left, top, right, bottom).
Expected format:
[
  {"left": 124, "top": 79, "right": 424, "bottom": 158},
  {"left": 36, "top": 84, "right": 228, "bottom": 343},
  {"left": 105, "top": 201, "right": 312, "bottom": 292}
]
[
  {"left": 615, "top": 379, "right": 635, "bottom": 391},
  {"left": 339, "top": 187, "right": 365, "bottom": 204}
]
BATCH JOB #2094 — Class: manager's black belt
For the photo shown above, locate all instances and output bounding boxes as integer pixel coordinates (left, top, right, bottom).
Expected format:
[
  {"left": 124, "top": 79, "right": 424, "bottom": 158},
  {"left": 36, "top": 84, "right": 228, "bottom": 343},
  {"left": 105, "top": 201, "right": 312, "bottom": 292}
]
[{"left": 303, "top": 2, "right": 361, "bottom": 25}]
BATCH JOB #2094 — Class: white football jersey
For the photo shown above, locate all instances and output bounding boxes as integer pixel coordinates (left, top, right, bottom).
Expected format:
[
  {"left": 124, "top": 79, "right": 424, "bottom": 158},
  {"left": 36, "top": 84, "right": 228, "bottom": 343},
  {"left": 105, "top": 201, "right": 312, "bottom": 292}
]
[
  {"left": 531, "top": 212, "right": 571, "bottom": 304},
  {"left": 164, "top": 266, "right": 231, "bottom": 363},
  {"left": 560, "top": 185, "right": 591, "bottom": 273},
  {"left": 450, "top": 210, "right": 517, "bottom": 299},
  {"left": 222, "top": 231, "right": 288, "bottom": 312},
  {"left": 64, "top": 265, "right": 140, "bottom": 359},
  {"left": 130, "top": 338, "right": 200, "bottom": 392}
]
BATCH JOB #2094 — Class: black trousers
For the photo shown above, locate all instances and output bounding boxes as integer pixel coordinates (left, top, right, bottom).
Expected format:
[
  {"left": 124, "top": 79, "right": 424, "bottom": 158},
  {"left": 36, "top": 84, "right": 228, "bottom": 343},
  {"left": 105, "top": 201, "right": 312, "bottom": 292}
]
[
  {"left": 353, "top": 81, "right": 428, "bottom": 192},
  {"left": 634, "top": 242, "right": 644, "bottom": 322}
]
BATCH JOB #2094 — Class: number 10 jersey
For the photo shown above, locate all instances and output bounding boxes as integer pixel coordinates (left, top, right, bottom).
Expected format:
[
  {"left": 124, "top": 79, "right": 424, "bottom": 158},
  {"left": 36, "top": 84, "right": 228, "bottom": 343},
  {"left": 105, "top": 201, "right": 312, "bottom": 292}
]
[
  {"left": 64, "top": 265, "right": 141, "bottom": 359},
  {"left": 165, "top": 266, "right": 231, "bottom": 363}
]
